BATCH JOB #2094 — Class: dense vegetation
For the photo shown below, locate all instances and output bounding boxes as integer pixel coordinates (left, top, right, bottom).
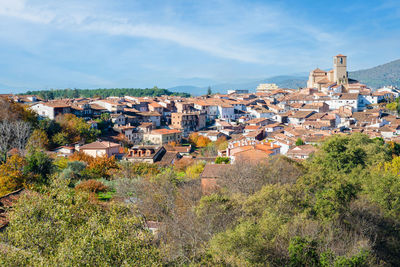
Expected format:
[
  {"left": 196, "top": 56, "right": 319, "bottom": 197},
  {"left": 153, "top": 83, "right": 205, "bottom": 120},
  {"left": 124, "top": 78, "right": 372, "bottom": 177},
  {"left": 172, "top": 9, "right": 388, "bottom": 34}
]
[
  {"left": 3, "top": 99, "right": 400, "bottom": 265},
  {"left": 20, "top": 86, "right": 190, "bottom": 99},
  {"left": 349, "top": 59, "right": 400, "bottom": 89}
]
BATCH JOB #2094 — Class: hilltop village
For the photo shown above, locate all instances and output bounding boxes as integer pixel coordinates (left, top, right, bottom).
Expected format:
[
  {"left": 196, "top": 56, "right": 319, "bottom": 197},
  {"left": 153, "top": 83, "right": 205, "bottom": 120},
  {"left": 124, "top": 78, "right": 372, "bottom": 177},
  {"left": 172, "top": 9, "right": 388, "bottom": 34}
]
[
  {"left": 4, "top": 55, "right": 400, "bottom": 170},
  {"left": 2, "top": 55, "right": 400, "bottom": 265}
]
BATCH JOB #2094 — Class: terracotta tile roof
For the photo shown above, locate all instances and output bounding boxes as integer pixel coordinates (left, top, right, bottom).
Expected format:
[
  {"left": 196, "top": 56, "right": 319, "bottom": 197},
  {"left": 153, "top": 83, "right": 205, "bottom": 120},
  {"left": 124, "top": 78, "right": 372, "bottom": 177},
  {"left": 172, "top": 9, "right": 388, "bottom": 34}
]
[
  {"left": 157, "top": 151, "right": 180, "bottom": 166},
  {"left": 339, "top": 93, "right": 359, "bottom": 100},
  {"left": 79, "top": 141, "right": 120, "bottom": 150},
  {"left": 244, "top": 125, "right": 262, "bottom": 130},
  {"left": 43, "top": 101, "right": 71, "bottom": 108},
  {"left": 151, "top": 129, "right": 182, "bottom": 135},
  {"left": 287, "top": 145, "right": 317, "bottom": 156},
  {"left": 313, "top": 68, "right": 326, "bottom": 73},
  {"left": 164, "top": 145, "right": 191, "bottom": 153},
  {"left": 290, "top": 111, "right": 314, "bottom": 119}
]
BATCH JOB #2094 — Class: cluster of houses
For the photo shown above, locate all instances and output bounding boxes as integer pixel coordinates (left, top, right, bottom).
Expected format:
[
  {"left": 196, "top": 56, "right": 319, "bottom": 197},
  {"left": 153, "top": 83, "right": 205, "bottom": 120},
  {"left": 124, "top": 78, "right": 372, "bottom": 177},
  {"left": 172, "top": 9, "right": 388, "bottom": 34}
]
[{"left": 3, "top": 54, "right": 398, "bottom": 169}]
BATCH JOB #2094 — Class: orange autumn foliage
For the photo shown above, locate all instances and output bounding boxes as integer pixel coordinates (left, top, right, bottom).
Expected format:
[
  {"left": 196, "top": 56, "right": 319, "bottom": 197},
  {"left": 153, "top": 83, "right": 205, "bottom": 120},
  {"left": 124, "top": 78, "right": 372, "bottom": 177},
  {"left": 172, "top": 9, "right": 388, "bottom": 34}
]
[
  {"left": 196, "top": 136, "right": 211, "bottom": 147},
  {"left": 75, "top": 179, "right": 108, "bottom": 193},
  {"left": 188, "top": 132, "right": 211, "bottom": 148},
  {"left": 69, "top": 152, "right": 117, "bottom": 178},
  {"left": 168, "top": 141, "right": 177, "bottom": 147}
]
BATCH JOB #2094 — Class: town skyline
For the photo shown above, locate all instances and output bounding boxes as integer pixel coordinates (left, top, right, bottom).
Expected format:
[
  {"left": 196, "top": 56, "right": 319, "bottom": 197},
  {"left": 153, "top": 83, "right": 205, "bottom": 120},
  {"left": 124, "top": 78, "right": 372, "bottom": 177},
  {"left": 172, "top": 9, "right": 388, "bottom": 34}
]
[{"left": 1, "top": 0, "right": 400, "bottom": 92}]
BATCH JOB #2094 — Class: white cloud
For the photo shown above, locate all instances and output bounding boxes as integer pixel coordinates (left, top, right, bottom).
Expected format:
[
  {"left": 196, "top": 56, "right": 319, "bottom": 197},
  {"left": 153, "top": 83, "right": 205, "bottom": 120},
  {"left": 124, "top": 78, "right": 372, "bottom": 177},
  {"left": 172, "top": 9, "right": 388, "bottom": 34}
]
[
  {"left": 0, "top": 0, "right": 341, "bottom": 66},
  {"left": 0, "top": 0, "right": 55, "bottom": 23}
]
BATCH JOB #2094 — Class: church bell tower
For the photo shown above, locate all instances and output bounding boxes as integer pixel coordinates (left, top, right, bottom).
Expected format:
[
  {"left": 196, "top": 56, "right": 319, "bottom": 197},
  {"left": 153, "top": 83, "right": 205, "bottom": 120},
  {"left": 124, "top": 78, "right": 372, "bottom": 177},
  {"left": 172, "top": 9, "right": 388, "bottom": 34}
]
[{"left": 333, "top": 54, "right": 348, "bottom": 85}]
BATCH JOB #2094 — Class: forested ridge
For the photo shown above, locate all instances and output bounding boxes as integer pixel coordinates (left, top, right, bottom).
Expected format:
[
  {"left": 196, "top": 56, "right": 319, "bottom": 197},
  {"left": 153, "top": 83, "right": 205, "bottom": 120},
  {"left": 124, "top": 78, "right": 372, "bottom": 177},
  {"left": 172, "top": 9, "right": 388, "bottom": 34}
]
[
  {"left": 2, "top": 99, "right": 400, "bottom": 265},
  {"left": 19, "top": 87, "right": 190, "bottom": 99},
  {"left": 349, "top": 59, "right": 400, "bottom": 88}
]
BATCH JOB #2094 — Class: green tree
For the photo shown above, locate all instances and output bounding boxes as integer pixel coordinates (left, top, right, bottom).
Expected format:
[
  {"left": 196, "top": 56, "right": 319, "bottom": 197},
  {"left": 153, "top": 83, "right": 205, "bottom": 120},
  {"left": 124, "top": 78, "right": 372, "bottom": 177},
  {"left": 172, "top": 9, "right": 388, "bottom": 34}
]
[
  {"left": 24, "top": 150, "right": 53, "bottom": 184},
  {"left": 295, "top": 138, "right": 305, "bottom": 146},
  {"left": 72, "top": 88, "right": 80, "bottom": 98},
  {"left": 288, "top": 237, "right": 320, "bottom": 267},
  {"left": 100, "top": 112, "right": 111, "bottom": 122},
  {"left": 0, "top": 180, "right": 160, "bottom": 266},
  {"left": 52, "top": 132, "right": 69, "bottom": 147},
  {"left": 215, "top": 156, "right": 230, "bottom": 164},
  {"left": 26, "top": 129, "right": 49, "bottom": 151},
  {"left": 207, "top": 86, "right": 212, "bottom": 95},
  {"left": 386, "top": 101, "right": 398, "bottom": 112}
]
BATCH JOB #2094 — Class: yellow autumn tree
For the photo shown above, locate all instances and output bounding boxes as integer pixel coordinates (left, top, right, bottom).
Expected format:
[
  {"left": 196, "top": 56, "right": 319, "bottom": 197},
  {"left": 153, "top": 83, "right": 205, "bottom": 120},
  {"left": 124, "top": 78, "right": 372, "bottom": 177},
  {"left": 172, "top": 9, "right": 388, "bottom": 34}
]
[
  {"left": 185, "top": 161, "right": 206, "bottom": 179},
  {"left": 0, "top": 155, "right": 26, "bottom": 196},
  {"left": 196, "top": 136, "right": 211, "bottom": 147},
  {"left": 188, "top": 132, "right": 199, "bottom": 146}
]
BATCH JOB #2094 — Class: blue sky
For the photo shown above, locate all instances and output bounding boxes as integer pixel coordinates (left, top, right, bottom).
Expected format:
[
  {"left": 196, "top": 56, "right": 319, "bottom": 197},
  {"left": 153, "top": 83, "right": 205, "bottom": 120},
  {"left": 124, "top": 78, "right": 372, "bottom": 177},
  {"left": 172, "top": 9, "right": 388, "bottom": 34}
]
[{"left": 0, "top": 0, "right": 400, "bottom": 93}]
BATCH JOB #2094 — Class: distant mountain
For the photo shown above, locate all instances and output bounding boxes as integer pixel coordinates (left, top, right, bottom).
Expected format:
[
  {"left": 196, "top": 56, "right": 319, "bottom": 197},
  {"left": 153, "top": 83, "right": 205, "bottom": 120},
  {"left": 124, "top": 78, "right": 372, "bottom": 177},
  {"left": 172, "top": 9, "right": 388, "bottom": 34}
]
[
  {"left": 167, "top": 85, "right": 203, "bottom": 95},
  {"left": 349, "top": 59, "right": 400, "bottom": 88},
  {"left": 168, "top": 75, "right": 307, "bottom": 95},
  {"left": 168, "top": 58, "right": 400, "bottom": 95},
  {"left": 169, "top": 78, "right": 217, "bottom": 87}
]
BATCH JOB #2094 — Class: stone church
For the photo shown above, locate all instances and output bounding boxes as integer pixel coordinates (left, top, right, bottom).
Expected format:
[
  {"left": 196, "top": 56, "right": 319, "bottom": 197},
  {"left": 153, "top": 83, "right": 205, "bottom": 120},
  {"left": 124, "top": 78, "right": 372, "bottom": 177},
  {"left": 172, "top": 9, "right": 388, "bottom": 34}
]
[{"left": 307, "top": 54, "right": 349, "bottom": 90}]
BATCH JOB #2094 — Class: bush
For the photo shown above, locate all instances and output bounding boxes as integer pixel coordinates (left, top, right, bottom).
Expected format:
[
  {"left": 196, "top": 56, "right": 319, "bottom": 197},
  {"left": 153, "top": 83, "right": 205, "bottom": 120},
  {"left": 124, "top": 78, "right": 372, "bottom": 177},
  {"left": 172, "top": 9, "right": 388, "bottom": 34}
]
[
  {"left": 75, "top": 179, "right": 108, "bottom": 193},
  {"left": 215, "top": 157, "right": 230, "bottom": 164}
]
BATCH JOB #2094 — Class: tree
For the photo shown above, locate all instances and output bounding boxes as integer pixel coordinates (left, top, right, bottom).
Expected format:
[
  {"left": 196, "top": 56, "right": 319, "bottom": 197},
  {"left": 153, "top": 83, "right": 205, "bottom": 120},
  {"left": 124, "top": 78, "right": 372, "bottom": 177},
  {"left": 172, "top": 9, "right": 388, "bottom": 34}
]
[
  {"left": 207, "top": 86, "right": 212, "bottom": 96},
  {"left": 189, "top": 133, "right": 211, "bottom": 148},
  {"left": 24, "top": 150, "right": 53, "bottom": 184},
  {"left": 366, "top": 156, "right": 400, "bottom": 218},
  {"left": 52, "top": 132, "right": 69, "bottom": 147},
  {"left": 0, "top": 121, "right": 14, "bottom": 161},
  {"left": 188, "top": 132, "right": 199, "bottom": 146},
  {"left": 295, "top": 138, "right": 305, "bottom": 146},
  {"left": 72, "top": 88, "right": 80, "bottom": 98},
  {"left": 0, "top": 180, "right": 161, "bottom": 265},
  {"left": 69, "top": 152, "right": 117, "bottom": 179},
  {"left": 386, "top": 102, "right": 398, "bottom": 112},
  {"left": 26, "top": 129, "right": 49, "bottom": 151},
  {"left": 56, "top": 114, "right": 100, "bottom": 143},
  {"left": 0, "top": 97, "right": 38, "bottom": 125},
  {"left": 197, "top": 136, "right": 211, "bottom": 147},
  {"left": 215, "top": 156, "right": 230, "bottom": 164},
  {"left": 219, "top": 157, "right": 303, "bottom": 195},
  {"left": 288, "top": 237, "right": 320, "bottom": 267},
  {"left": 12, "top": 120, "right": 31, "bottom": 154},
  {"left": 115, "top": 133, "right": 130, "bottom": 147},
  {"left": 314, "top": 133, "right": 391, "bottom": 173},
  {"left": 0, "top": 120, "right": 31, "bottom": 161},
  {"left": 215, "top": 136, "right": 228, "bottom": 150},
  {"left": 38, "top": 118, "right": 61, "bottom": 137},
  {"left": 0, "top": 155, "right": 26, "bottom": 196},
  {"left": 185, "top": 161, "right": 205, "bottom": 179},
  {"left": 100, "top": 112, "right": 111, "bottom": 122},
  {"left": 59, "top": 160, "right": 87, "bottom": 181}
]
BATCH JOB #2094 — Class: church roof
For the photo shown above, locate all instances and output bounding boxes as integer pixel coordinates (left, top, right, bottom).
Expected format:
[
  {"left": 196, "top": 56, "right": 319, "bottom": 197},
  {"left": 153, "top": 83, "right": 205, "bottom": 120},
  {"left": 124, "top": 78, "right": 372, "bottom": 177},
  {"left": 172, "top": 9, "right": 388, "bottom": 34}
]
[
  {"left": 336, "top": 54, "right": 346, "bottom": 57},
  {"left": 312, "top": 68, "right": 326, "bottom": 73},
  {"left": 316, "top": 77, "right": 331, "bottom": 84}
]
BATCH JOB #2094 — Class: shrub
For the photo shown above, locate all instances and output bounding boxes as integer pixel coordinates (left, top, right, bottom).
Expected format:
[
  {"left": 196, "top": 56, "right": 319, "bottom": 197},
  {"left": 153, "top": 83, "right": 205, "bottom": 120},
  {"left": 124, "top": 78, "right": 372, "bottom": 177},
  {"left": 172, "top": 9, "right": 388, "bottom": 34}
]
[
  {"left": 75, "top": 179, "right": 108, "bottom": 193},
  {"left": 215, "top": 157, "right": 230, "bottom": 164}
]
